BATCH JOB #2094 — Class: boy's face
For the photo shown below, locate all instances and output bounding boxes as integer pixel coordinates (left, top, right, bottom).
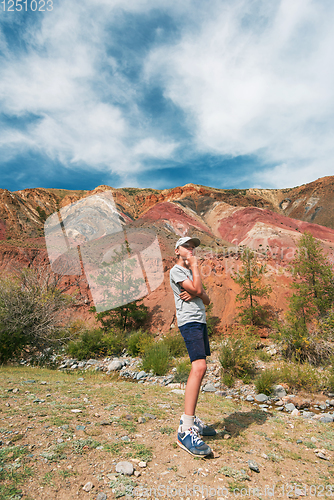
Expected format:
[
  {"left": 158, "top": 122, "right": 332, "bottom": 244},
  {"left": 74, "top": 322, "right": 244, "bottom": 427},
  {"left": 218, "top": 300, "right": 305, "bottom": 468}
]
[{"left": 176, "top": 242, "right": 196, "bottom": 260}]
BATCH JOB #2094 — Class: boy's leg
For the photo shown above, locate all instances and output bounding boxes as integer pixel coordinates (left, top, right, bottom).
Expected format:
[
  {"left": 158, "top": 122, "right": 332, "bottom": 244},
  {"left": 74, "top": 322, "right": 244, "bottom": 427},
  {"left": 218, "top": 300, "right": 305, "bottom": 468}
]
[
  {"left": 184, "top": 359, "right": 207, "bottom": 416},
  {"left": 177, "top": 358, "right": 212, "bottom": 456}
]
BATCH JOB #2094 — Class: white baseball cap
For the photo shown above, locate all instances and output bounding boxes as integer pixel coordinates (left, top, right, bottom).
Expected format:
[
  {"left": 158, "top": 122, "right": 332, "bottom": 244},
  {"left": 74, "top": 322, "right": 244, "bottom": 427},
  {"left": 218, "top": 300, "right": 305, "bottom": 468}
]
[{"left": 175, "top": 236, "right": 200, "bottom": 249}]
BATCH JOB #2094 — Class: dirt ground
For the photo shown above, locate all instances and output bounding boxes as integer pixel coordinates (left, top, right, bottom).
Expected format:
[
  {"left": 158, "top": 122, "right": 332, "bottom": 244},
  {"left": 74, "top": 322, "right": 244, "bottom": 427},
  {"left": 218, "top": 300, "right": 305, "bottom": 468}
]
[{"left": 1, "top": 366, "right": 334, "bottom": 500}]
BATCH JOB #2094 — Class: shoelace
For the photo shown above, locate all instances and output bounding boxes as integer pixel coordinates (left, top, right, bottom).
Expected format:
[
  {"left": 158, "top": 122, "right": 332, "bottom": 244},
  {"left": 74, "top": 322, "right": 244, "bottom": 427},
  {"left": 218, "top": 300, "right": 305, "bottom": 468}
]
[
  {"left": 188, "top": 427, "right": 204, "bottom": 445},
  {"left": 194, "top": 416, "right": 204, "bottom": 428}
]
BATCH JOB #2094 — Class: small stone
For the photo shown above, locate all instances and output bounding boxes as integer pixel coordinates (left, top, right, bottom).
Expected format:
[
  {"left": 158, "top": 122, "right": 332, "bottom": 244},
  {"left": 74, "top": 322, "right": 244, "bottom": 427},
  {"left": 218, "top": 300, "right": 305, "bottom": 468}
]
[
  {"left": 71, "top": 409, "right": 82, "bottom": 413},
  {"left": 224, "top": 434, "right": 231, "bottom": 440},
  {"left": 297, "top": 439, "right": 303, "bottom": 444},
  {"left": 107, "top": 360, "right": 122, "bottom": 372},
  {"left": 57, "top": 438, "right": 64, "bottom": 444},
  {"left": 12, "top": 388, "right": 19, "bottom": 393},
  {"left": 246, "top": 395, "right": 254, "bottom": 402},
  {"left": 302, "top": 411, "right": 315, "bottom": 418},
  {"left": 248, "top": 460, "right": 260, "bottom": 473},
  {"left": 138, "top": 417, "right": 146, "bottom": 424},
  {"left": 83, "top": 481, "right": 94, "bottom": 492},
  {"left": 311, "top": 437, "right": 318, "bottom": 443},
  {"left": 116, "top": 461, "right": 134, "bottom": 475},
  {"left": 291, "top": 409, "right": 300, "bottom": 417},
  {"left": 136, "top": 370, "right": 146, "bottom": 380},
  {"left": 170, "top": 389, "right": 185, "bottom": 395},
  {"left": 96, "top": 493, "right": 107, "bottom": 500},
  {"left": 215, "top": 390, "right": 227, "bottom": 397},
  {"left": 76, "top": 425, "right": 86, "bottom": 431},
  {"left": 143, "top": 413, "right": 156, "bottom": 420},
  {"left": 60, "top": 425, "right": 69, "bottom": 430},
  {"left": 285, "top": 403, "right": 296, "bottom": 412},
  {"left": 121, "top": 436, "right": 130, "bottom": 441},
  {"left": 255, "top": 394, "right": 269, "bottom": 402},
  {"left": 314, "top": 449, "right": 330, "bottom": 460},
  {"left": 138, "top": 461, "right": 147, "bottom": 468},
  {"left": 134, "top": 470, "right": 141, "bottom": 477},
  {"left": 273, "top": 385, "right": 286, "bottom": 398},
  {"left": 319, "top": 415, "right": 333, "bottom": 423},
  {"left": 202, "top": 383, "right": 216, "bottom": 392}
]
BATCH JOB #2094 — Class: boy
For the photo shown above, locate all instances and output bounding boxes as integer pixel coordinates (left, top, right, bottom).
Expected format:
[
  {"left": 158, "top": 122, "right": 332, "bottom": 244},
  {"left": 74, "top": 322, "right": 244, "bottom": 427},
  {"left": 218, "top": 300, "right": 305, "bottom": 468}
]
[{"left": 169, "top": 236, "right": 216, "bottom": 457}]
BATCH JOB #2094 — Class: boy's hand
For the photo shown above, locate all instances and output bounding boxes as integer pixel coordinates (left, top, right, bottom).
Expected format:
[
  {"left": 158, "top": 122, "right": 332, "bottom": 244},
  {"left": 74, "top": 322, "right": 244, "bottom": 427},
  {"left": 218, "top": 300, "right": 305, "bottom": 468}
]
[
  {"left": 180, "top": 290, "right": 196, "bottom": 302},
  {"left": 186, "top": 255, "right": 198, "bottom": 268}
]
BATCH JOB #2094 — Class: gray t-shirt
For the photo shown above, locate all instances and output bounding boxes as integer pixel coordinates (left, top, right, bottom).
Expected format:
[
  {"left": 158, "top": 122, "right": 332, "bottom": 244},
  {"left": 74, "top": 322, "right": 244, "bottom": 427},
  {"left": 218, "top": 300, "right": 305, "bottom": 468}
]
[{"left": 169, "top": 264, "right": 206, "bottom": 327}]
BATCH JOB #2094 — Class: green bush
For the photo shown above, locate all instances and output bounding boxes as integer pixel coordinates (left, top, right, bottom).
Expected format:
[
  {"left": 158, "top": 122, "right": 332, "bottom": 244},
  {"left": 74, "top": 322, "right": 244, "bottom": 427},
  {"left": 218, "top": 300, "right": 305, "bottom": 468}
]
[
  {"left": 161, "top": 331, "right": 187, "bottom": 357},
  {"left": 258, "top": 350, "right": 272, "bottom": 362},
  {"left": 326, "top": 357, "right": 334, "bottom": 392},
  {"left": 0, "top": 267, "right": 74, "bottom": 363},
  {"left": 278, "top": 362, "right": 326, "bottom": 393},
  {"left": 66, "top": 328, "right": 126, "bottom": 360},
  {"left": 174, "top": 359, "right": 191, "bottom": 383},
  {"left": 127, "top": 330, "right": 153, "bottom": 356},
  {"left": 219, "top": 336, "right": 256, "bottom": 381},
  {"left": 319, "top": 308, "right": 334, "bottom": 341},
  {"left": 273, "top": 320, "right": 333, "bottom": 365},
  {"left": 222, "top": 373, "right": 235, "bottom": 387},
  {"left": 141, "top": 342, "right": 171, "bottom": 375},
  {"left": 255, "top": 369, "right": 279, "bottom": 395}
]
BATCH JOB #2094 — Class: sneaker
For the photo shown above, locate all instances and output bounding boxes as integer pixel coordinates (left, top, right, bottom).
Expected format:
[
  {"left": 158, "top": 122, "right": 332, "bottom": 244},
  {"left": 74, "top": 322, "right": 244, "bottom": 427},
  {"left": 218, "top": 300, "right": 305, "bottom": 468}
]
[
  {"left": 193, "top": 415, "right": 216, "bottom": 436},
  {"left": 177, "top": 426, "right": 212, "bottom": 457}
]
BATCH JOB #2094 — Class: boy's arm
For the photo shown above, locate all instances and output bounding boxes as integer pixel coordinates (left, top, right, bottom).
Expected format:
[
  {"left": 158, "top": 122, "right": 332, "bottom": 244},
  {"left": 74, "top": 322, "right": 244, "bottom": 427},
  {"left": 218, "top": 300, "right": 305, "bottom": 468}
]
[
  {"left": 180, "top": 281, "right": 211, "bottom": 305},
  {"left": 179, "top": 254, "right": 211, "bottom": 305}
]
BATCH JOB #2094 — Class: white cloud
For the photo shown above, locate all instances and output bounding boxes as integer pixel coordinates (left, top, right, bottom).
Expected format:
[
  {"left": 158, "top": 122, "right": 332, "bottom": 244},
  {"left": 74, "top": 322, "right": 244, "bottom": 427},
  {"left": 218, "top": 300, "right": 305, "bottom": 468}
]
[
  {"left": 1, "top": 0, "right": 334, "bottom": 189},
  {"left": 0, "top": 0, "right": 177, "bottom": 178},
  {"left": 145, "top": 0, "right": 334, "bottom": 184}
]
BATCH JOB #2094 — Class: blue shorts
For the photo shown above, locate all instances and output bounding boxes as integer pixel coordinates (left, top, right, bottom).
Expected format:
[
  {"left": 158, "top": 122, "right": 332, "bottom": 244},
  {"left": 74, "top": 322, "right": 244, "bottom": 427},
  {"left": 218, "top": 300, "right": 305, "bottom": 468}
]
[{"left": 179, "top": 322, "right": 211, "bottom": 363}]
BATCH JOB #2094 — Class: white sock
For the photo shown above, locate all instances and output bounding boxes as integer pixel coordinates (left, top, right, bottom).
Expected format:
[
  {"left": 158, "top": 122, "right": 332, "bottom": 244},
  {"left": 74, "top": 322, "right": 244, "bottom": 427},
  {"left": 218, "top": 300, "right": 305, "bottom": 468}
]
[{"left": 180, "top": 414, "right": 194, "bottom": 432}]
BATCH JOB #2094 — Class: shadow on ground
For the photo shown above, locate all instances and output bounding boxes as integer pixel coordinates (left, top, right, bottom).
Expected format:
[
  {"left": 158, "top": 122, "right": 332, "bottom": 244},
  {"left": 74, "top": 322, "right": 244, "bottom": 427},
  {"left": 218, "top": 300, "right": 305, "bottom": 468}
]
[{"left": 211, "top": 409, "right": 272, "bottom": 438}]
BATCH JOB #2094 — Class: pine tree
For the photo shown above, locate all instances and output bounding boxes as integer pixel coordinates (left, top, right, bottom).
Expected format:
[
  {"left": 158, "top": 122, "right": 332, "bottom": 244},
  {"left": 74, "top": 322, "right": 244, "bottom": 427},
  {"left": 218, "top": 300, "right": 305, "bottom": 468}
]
[
  {"left": 278, "top": 232, "right": 334, "bottom": 364},
  {"left": 92, "top": 243, "right": 148, "bottom": 332},
  {"left": 290, "top": 232, "right": 334, "bottom": 321},
  {"left": 232, "top": 247, "right": 272, "bottom": 326}
]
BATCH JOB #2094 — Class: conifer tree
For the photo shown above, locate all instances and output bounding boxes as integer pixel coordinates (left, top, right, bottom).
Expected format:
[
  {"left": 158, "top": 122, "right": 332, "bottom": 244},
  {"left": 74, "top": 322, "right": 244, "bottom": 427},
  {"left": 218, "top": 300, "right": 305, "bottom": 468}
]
[{"left": 233, "top": 247, "right": 272, "bottom": 326}]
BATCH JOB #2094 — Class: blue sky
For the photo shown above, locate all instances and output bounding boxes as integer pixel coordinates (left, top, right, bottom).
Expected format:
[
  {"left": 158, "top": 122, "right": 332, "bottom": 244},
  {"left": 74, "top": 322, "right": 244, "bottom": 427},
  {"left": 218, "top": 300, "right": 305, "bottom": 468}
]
[{"left": 1, "top": 0, "right": 334, "bottom": 192}]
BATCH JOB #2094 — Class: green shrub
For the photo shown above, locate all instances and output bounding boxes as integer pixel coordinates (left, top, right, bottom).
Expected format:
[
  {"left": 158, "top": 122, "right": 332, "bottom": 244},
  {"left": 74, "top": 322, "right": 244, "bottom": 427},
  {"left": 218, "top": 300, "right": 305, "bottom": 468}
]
[
  {"left": 0, "top": 268, "right": 74, "bottom": 363},
  {"left": 66, "top": 328, "right": 126, "bottom": 360},
  {"left": 174, "top": 359, "right": 191, "bottom": 383},
  {"left": 258, "top": 350, "right": 272, "bottom": 362},
  {"left": 127, "top": 330, "right": 153, "bottom": 356},
  {"left": 219, "top": 336, "right": 256, "bottom": 380},
  {"left": 326, "top": 357, "right": 334, "bottom": 392},
  {"left": 319, "top": 308, "right": 334, "bottom": 341},
  {"left": 141, "top": 342, "right": 171, "bottom": 375},
  {"left": 278, "top": 362, "right": 326, "bottom": 393},
  {"left": 161, "top": 331, "right": 187, "bottom": 357},
  {"left": 328, "top": 373, "right": 334, "bottom": 393},
  {"left": 206, "top": 302, "right": 220, "bottom": 336},
  {"left": 255, "top": 369, "right": 279, "bottom": 395},
  {"left": 273, "top": 320, "right": 333, "bottom": 365},
  {"left": 222, "top": 373, "right": 235, "bottom": 387}
]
